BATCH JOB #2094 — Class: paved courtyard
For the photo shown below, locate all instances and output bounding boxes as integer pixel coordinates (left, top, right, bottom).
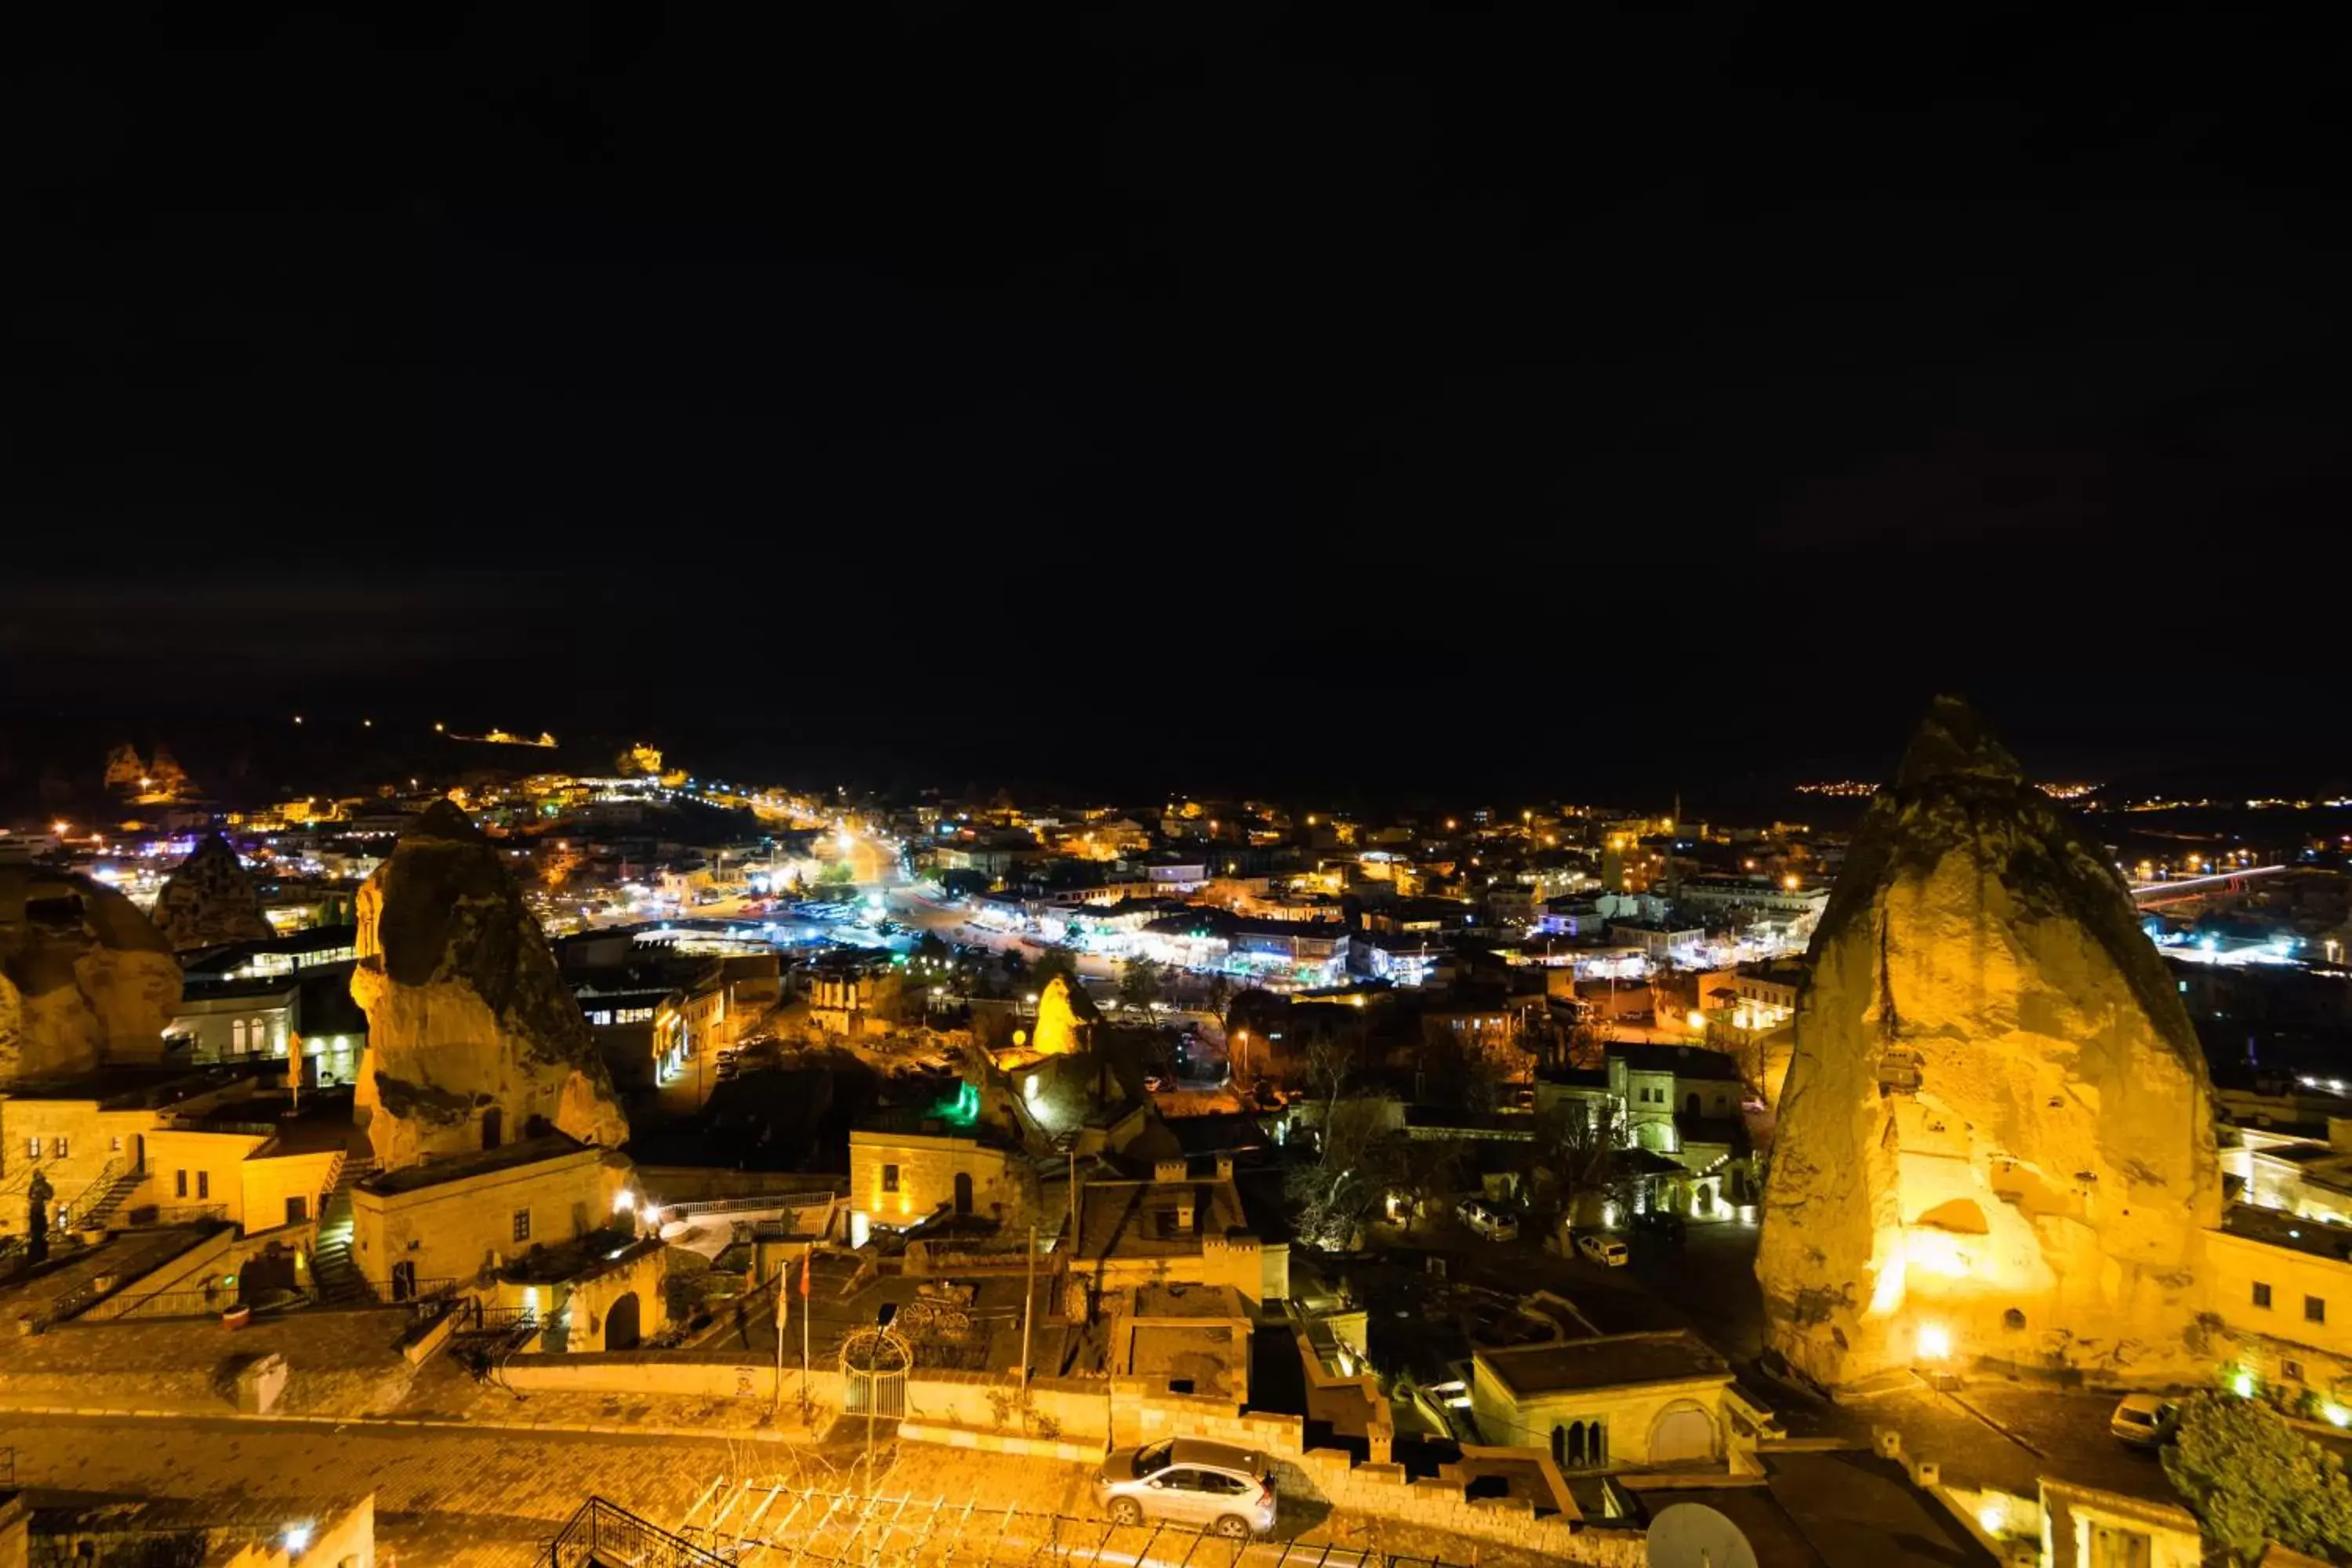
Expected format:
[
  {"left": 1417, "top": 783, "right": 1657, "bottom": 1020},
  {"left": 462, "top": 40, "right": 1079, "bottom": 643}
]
[{"left": 0, "top": 1414, "right": 1537, "bottom": 1568}]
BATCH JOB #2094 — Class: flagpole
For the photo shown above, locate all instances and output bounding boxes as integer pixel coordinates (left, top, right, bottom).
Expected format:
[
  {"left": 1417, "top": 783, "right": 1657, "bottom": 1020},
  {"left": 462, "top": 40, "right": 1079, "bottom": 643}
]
[{"left": 771, "top": 1254, "right": 786, "bottom": 1414}]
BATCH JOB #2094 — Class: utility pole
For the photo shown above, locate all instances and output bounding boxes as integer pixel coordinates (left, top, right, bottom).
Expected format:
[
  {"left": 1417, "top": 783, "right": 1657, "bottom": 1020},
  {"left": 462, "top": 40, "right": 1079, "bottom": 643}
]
[{"left": 1018, "top": 1224, "right": 1036, "bottom": 1426}]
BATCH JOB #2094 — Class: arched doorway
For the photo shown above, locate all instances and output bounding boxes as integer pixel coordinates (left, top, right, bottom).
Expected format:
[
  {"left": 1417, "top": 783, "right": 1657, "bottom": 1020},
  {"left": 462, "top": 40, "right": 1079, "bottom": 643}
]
[
  {"left": 1648, "top": 1401, "right": 1717, "bottom": 1463},
  {"left": 390, "top": 1261, "right": 416, "bottom": 1301},
  {"left": 605, "top": 1291, "right": 642, "bottom": 1351},
  {"left": 481, "top": 1108, "right": 503, "bottom": 1150},
  {"left": 953, "top": 1172, "right": 974, "bottom": 1216}
]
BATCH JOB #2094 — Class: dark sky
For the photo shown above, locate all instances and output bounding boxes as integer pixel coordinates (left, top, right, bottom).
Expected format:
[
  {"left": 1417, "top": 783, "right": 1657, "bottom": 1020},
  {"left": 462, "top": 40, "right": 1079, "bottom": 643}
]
[{"left": 5, "top": 7, "right": 2348, "bottom": 800}]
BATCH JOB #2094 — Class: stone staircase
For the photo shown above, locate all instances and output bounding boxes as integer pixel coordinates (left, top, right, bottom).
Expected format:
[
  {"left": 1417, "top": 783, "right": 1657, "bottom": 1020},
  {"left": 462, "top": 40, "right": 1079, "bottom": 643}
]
[
  {"left": 311, "top": 1149, "right": 378, "bottom": 1305},
  {"left": 68, "top": 1160, "right": 144, "bottom": 1234}
]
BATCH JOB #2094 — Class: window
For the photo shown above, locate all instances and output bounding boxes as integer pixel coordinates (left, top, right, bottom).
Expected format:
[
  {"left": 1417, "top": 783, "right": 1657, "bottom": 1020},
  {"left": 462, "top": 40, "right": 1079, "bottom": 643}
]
[
  {"left": 51, "top": 1137, "right": 67, "bottom": 1159},
  {"left": 24, "top": 1137, "right": 39, "bottom": 1160},
  {"left": 2254, "top": 1283, "right": 2273, "bottom": 1309},
  {"left": 881, "top": 1163, "right": 901, "bottom": 1193},
  {"left": 2308, "top": 1295, "right": 2327, "bottom": 1325},
  {"left": 513, "top": 1207, "right": 532, "bottom": 1243},
  {"left": 197, "top": 1171, "right": 209, "bottom": 1200},
  {"left": 176, "top": 1170, "right": 188, "bottom": 1198},
  {"left": 2286, "top": 1359, "right": 2307, "bottom": 1382},
  {"left": 110, "top": 1136, "right": 122, "bottom": 1154}
]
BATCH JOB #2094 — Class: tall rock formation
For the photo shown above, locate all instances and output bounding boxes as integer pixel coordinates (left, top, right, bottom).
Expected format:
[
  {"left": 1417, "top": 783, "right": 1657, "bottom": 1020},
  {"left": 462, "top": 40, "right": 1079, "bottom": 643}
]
[
  {"left": 153, "top": 834, "right": 275, "bottom": 952},
  {"left": 350, "top": 800, "right": 627, "bottom": 1167},
  {"left": 1756, "top": 697, "right": 2218, "bottom": 1388},
  {"left": 103, "top": 743, "right": 147, "bottom": 792},
  {"left": 2, "top": 866, "right": 183, "bottom": 1080}
]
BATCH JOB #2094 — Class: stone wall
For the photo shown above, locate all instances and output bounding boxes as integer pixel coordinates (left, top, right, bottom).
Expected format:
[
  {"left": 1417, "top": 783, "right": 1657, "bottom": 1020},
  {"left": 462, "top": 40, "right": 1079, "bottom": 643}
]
[
  {"left": 1289, "top": 1446, "right": 1642, "bottom": 1564},
  {"left": 350, "top": 1145, "right": 608, "bottom": 1287}
]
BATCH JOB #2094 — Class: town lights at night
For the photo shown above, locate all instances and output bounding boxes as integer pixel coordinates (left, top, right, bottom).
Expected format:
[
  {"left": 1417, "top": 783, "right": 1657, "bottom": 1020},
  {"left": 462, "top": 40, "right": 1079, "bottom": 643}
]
[{"left": 7, "top": 13, "right": 2339, "bottom": 1561}]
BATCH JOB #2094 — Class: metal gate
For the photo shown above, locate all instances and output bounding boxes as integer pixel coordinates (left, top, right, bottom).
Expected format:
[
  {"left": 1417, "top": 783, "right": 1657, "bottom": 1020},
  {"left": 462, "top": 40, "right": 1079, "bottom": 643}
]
[
  {"left": 844, "top": 1367, "right": 907, "bottom": 1417},
  {"left": 840, "top": 1324, "right": 913, "bottom": 1419}
]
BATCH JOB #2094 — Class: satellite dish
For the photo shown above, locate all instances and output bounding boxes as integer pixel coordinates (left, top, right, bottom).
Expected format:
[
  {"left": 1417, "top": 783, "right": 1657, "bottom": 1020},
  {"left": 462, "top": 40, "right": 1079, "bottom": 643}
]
[{"left": 1646, "top": 1503, "right": 1758, "bottom": 1568}]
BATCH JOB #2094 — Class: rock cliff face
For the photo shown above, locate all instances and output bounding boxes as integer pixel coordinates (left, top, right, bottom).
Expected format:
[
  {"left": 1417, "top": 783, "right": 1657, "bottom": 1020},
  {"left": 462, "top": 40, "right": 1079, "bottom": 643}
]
[
  {"left": 350, "top": 800, "right": 627, "bottom": 1168},
  {"left": 1, "top": 866, "right": 183, "bottom": 1080},
  {"left": 1756, "top": 697, "right": 2218, "bottom": 1388},
  {"left": 1027, "top": 975, "right": 1091, "bottom": 1057},
  {"left": 153, "top": 835, "right": 275, "bottom": 952}
]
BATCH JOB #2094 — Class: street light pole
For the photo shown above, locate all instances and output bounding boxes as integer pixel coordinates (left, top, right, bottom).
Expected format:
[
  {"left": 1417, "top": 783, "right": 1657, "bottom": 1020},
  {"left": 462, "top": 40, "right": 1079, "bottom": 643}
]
[{"left": 1018, "top": 1224, "right": 1036, "bottom": 1428}]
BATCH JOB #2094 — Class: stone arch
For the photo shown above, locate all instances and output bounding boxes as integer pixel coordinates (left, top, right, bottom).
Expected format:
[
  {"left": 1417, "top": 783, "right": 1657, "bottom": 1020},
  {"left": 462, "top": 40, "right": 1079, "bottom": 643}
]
[
  {"left": 1554, "top": 1420, "right": 1607, "bottom": 1468},
  {"left": 605, "top": 1290, "right": 642, "bottom": 1351},
  {"left": 1647, "top": 1400, "right": 1718, "bottom": 1464}
]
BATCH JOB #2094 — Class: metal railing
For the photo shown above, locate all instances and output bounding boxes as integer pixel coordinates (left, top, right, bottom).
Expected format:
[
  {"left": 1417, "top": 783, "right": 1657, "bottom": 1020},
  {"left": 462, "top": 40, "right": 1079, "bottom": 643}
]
[
  {"left": 53, "top": 1156, "right": 123, "bottom": 1233},
  {"left": 98, "top": 1274, "right": 454, "bottom": 1323},
  {"left": 456, "top": 1301, "right": 539, "bottom": 1331},
  {"left": 103, "top": 1283, "right": 247, "bottom": 1320},
  {"left": 656, "top": 1189, "right": 843, "bottom": 1219},
  {"left": 546, "top": 1497, "right": 734, "bottom": 1568},
  {"left": 354, "top": 1275, "right": 457, "bottom": 1307}
]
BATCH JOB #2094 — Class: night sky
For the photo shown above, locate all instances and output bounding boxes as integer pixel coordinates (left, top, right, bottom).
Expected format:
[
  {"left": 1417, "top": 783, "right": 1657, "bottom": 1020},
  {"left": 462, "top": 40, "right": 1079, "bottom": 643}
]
[{"left": 5, "top": 8, "right": 2347, "bottom": 801}]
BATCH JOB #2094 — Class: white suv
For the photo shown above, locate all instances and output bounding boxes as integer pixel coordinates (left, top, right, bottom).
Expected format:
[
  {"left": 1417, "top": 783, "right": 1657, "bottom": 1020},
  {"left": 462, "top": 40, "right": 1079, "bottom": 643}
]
[
  {"left": 1576, "top": 1232, "right": 1630, "bottom": 1267},
  {"left": 1095, "top": 1438, "right": 1276, "bottom": 1537}
]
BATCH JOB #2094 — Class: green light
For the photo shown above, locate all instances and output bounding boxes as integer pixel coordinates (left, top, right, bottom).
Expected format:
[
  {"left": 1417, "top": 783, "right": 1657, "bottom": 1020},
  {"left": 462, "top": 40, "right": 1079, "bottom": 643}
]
[{"left": 931, "top": 1080, "right": 982, "bottom": 1127}]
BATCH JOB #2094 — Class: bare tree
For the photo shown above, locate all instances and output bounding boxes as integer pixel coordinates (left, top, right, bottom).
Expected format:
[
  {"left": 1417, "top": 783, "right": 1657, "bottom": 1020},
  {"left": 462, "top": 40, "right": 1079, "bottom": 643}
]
[
  {"left": 1286, "top": 1028, "right": 1403, "bottom": 1250},
  {"left": 1540, "top": 1094, "right": 1632, "bottom": 1232}
]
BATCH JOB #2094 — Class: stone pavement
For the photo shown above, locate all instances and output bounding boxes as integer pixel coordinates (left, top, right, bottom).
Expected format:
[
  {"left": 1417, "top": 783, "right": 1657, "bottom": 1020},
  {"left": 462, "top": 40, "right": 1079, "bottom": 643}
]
[
  {"left": 0, "top": 1413, "right": 1548, "bottom": 1568},
  {"left": 1, "top": 1411, "right": 775, "bottom": 1566}
]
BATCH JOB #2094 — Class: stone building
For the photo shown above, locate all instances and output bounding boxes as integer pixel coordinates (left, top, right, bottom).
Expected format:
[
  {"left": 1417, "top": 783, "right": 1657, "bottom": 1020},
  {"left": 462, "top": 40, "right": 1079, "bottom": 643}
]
[
  {"left": 849, "top": 1112, "right": 1032, "bottom": 1236},
  {"left": 1757, "top": 698, "right": 2220, "bottom": 1388},
  {"left": 1470, "top": 1330, "right": 1768, "bottom": 1471},
  {"left": 348, "top": 1132, "right": 628, "bottom": 1296}
]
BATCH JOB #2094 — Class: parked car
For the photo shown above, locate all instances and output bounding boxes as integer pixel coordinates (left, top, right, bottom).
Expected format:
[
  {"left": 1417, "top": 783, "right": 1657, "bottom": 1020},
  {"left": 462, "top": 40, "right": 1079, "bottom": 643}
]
[
  {"left": 1575, "top": 1231, "right": 1631, "bottom": 1267},
  {"left": 1096, "top": 1438, "right": 1276, "bottom": 1537},
  {"left": 1632, "top": 1210, "right": 1686, "bottom": 1243},
  {"left": 2110, "top": 1395, "right": 2181, "bottom": 1448},
  {"left": 1457, "top": 1199, "right": 1520, "bottom": 1242}
]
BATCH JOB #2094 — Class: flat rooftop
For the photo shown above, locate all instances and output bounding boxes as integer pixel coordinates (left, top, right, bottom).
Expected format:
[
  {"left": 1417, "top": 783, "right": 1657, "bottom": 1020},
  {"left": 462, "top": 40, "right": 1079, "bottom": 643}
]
[
  {"left": 2223, "top": 1201, "right": 2352, "bottom": 1261},
  {"left": 1, "top": 1067, "right": 234, "bottom": 1109},
  {"left": 1479, "top": 1330, "right": 1729, "bottom": 1397},
  {"left": 1134, "top": 1282, "right": 1246, "bottom": 1319},
  {"left": 358, "top": 1133, "right": 591, "bottom": 1196}
]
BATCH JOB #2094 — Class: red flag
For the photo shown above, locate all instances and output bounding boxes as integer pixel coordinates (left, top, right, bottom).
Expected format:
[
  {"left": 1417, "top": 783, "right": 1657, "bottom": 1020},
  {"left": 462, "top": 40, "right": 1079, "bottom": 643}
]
[{"left": 800, "top": 1254, "right": 814, "bottom": 1296}]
